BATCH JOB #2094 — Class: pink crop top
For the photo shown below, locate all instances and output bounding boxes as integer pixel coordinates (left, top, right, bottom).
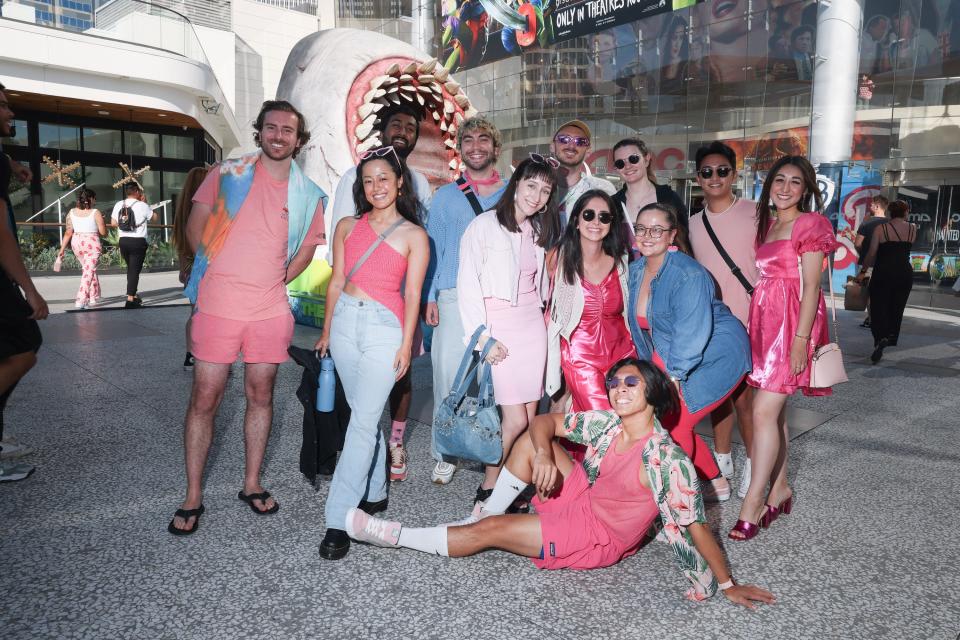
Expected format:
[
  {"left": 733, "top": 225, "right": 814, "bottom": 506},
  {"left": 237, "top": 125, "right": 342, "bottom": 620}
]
[{"left": 342, "top": 216, "right": 408, "bottom": 326}]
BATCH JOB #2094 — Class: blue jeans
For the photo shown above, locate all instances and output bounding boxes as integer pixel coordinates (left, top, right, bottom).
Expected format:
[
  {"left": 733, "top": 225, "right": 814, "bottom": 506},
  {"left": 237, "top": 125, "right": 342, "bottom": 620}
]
[
  {"left": 324, "top": 292, "right": 402, "bottom": 530},
  {"left": 430, "top": 288, "right": 466, "bottom": 463}
]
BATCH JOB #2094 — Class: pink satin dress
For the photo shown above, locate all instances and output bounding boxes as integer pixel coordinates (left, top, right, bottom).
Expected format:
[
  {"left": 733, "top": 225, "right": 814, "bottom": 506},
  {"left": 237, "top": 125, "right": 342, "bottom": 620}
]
[
  {"left": 747, "top": 213, "right": 839, "bottom": 396},
  {"left": 560, "top": 270, "right": 637, "bottom": 411}
]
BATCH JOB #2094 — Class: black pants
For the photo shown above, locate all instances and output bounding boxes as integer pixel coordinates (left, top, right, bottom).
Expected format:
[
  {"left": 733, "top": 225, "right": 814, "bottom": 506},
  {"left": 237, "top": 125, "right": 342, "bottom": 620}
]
[
  {"left": 868, "top": 271, "right": 912, "bottom": 346},
  {"left": 119, "top": 237, "right": 148, "bottom": 297},
  {"left": 0, "top": 276, "right": 43, "bottom": 445}
]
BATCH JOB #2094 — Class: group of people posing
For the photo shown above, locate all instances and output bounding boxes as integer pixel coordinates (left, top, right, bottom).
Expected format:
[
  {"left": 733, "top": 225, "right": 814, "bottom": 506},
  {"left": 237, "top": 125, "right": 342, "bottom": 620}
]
[{"left": 167, "top": 98, "right": 844, "bottom": 609}]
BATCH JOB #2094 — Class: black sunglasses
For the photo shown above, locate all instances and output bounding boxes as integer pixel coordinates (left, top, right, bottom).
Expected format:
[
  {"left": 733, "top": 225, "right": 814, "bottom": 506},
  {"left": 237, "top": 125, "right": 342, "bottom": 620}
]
[
  {"left": 698, "top": 166, "right": 733, "bottom": 179},
  {"left": 581, "top": 209, "right": 613, "bottom": 224},
  {"left": 605, "top": 375, "right": 642, "bottom": 390},
  {"left": 613, "top": 155, "right": 642, "bottom": 170}
]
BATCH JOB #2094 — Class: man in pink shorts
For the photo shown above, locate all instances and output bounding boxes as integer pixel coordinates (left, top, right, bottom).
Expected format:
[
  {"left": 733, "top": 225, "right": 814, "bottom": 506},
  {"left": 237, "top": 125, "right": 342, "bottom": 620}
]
[{"left": 168, "top": 100, "right": 327, "bottom": 535}]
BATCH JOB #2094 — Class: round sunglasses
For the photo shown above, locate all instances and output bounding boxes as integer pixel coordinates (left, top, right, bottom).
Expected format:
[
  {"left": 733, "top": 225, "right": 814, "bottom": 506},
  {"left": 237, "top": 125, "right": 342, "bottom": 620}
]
[
  {"left": 613, "top": 155, "right": 643, "bottom": 170},
  {"left": 580, "top": 209, "right": 613, "bottom": 224},
  {"left": 697, "top": 165, "right": 733, "bottom": 179},
  {"left": 605, "top": 374, "right": 642, "bottom": 390}
]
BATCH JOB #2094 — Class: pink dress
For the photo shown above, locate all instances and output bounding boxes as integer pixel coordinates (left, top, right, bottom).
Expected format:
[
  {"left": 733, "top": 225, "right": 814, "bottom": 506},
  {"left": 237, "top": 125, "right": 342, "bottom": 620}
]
[
  {"left": 560, "top": 270, "right": 636, "bottom": 411},
  {"left": 531, "top": 431, "right": 658, "bottom": 570},
  {"left": 485, "top": 221, "right": 547, "bottom": 405},
  {"left": 747, "top": 213, "right": 839, "bottom": 396}
]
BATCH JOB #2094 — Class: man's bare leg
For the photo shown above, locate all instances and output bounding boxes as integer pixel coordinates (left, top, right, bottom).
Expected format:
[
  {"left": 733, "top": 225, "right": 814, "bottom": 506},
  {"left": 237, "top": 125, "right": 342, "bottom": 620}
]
[
  {"left": 0, "top": 351, "right": 36, "bottom": 396},
  {"left": 241, "top": 362, "right": 279, "bottom": 511},
  {"left": 172, "top": 361, "right": 230, "bottom": 531}
]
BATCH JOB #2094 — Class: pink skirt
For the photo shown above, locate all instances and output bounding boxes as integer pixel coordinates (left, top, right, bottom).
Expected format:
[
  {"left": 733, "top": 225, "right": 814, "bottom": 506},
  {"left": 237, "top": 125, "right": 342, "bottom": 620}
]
[{"left": 485, "top": 291, "right": 546, "bottom": 405}]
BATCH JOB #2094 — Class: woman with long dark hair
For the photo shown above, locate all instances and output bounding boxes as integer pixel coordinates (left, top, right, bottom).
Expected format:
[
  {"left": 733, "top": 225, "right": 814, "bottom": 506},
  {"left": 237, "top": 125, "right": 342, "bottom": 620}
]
[
  {"left": 731, "top": 155, "right": 838, "bottom": 541},
  {"left": 546, "top": 189, "right": 635, "bottom": 412},
  {"left": 57, "top": 188, "right": 105, "bottom": 309},
  {"left": 315, "top": 147, "right": 429, "bottom": 560},
  {"left": 457, "top": 155, "right": 561, "bottom": 515},
  {"left": 860, "top": 199, "right": 915, "bottom": 363},
  {"left": 658, "top": 14, "right": 689, "bottom": 96}
]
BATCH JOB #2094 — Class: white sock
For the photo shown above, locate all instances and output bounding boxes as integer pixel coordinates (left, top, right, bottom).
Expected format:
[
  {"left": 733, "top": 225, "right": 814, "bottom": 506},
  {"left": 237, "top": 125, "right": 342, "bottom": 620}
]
[
  {"left": 481, "top": 467, "right": 527, "bottom": 515},
  {"left": 397, "top": 526, "right": 449, "bottom": 556}
]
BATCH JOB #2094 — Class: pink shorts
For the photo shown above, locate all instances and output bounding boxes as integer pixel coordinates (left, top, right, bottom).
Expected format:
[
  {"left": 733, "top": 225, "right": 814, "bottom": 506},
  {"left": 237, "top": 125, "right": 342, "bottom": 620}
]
[
  {"left": 191, "top": 311, "right": 295, "bottom": 364},
  {"left": 530, "top": 464, "right": 627, "bottom": 570}
]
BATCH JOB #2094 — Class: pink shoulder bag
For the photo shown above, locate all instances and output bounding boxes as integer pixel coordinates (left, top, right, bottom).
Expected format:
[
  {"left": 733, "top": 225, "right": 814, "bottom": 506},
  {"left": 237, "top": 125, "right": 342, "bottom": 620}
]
[{"left": 798, "top": 255, "right": 848, "bottom": 388}]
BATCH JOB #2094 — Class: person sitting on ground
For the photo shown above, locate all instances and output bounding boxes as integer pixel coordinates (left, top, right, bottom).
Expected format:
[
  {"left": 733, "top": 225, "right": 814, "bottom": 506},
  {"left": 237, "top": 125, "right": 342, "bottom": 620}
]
[{"left": 345, "top": 357, "right": 776, "bottom": 608}]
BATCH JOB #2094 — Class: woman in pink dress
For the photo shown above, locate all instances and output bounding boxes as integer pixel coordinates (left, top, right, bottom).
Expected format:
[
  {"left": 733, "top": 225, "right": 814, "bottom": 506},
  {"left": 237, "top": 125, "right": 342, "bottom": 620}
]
[
  {"left": 730, "top": 155, "right": 839, "bottom": 541},
  {"left": 458, "top": 155, "right": 562, "bottom": 513},
  {"left": 546, "top": 190, "right": 635, "bottom": 412}
]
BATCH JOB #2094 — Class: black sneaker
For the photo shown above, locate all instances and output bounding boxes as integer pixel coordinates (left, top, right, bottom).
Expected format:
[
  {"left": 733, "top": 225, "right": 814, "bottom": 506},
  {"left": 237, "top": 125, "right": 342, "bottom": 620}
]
[
  {"left": 358, "top": 498, "right": 388, "bottom": 515},
  {"left": 124, "top": 298, "right": 143, "bottom": 309},
  {"left": 870, "top": 338, "right": 888, "bottom": 364},
  {"left": 319, "top": 528, "right": 350, "bottom": 560},
  {"left": 183, "top": 352, "right": 195, "bottom": 370}
]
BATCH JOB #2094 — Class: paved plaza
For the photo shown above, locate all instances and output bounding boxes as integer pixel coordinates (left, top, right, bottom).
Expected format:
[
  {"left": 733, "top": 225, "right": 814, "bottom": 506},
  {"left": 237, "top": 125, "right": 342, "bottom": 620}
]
[{"left": 2, "top": 271, "right": 959, "bottom": 639}]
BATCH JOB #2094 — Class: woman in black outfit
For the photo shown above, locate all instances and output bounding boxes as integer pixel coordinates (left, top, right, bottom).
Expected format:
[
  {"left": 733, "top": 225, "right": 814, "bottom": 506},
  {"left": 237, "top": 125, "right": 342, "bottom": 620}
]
[{"left": 859, "top": 199, "right": 916, "bottom": 363}]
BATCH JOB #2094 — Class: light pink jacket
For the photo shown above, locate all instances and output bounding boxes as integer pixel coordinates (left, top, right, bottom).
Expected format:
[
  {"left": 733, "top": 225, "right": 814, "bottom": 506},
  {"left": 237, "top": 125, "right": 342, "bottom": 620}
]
[{"left": 457, "top": 210, "right": 549, "bottom": 345}]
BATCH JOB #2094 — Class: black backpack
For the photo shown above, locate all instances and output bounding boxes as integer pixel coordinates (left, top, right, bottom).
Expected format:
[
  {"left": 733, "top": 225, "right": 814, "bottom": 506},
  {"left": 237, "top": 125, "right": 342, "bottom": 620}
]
[{"left": 117, "top": 201, "right": 137, "bottom": 232}]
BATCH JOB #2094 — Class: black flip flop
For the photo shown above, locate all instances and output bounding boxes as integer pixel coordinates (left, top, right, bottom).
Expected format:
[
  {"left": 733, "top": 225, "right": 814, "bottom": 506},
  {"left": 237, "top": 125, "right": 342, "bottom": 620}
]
[
  {"left": 167, "top": 504, "right": 205, "bottom": 536},
  {"left": 238, "top": 490, "right": 280, "bottom": 515}
]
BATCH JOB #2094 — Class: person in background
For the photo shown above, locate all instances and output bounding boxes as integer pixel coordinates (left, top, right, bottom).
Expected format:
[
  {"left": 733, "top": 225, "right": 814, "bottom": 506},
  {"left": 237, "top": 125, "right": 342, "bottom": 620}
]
[
  {"left": 854, "top": 195, "right": 888, "bottom": 329},
  {"left": 731, "top": 155, "right": 838, "bottom": 541},
  {"left": 546, "top": 190, "right": 635, "bottom": 413},
  {"left": 627, "top": 202, "right": 748, "bottom": 503},
  {"left": 315, "top": 147, "right": 429, "bottom": 560},
  {"left": 657, "top": 14, "right": 690, "bottom": 96},
  {"left": 687, "top": 142, "right": 757, "bottom": 498},
  {"left": 172, "top": 166, "right": 212, "bottom": 370},
  {"left": 859, "top": 199, "right": 916, "bottom": 364},
  {"left": 110, "top": 183, "right": 156, "bottom": 309},
  {"left": 612, "top": 138, "right": 688, "bottom": 232},
  {"left": 457, "top": 155, "right": 561, "bottom": 516},
  {"left": 424, "top": 115, "right": 507, "bottom": 485},
  {"left": 549, "top": 120, "right": 616, "bottom": 226},
  {"left": 57, "top": 188, "right": 105, "bottom": 310}
]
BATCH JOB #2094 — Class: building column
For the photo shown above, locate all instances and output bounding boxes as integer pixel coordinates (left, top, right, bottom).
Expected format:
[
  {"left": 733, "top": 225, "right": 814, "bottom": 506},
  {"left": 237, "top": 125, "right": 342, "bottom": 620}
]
[{"left": 809, "top": 0, "right": 864, "bottom": 165}]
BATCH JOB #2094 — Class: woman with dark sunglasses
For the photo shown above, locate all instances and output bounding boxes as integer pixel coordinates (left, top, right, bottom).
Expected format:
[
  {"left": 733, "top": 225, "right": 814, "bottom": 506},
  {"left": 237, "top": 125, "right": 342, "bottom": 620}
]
[
  {"left": 343, "top": 358, "right": 775, "bottom": 609},
  {"left": 546, "top": 190, "right": 635, "bottom": 413},
  {"left": 611, "top": 138, "right": 688, "bottom": 231},
  {"left": 626, "top": 202, "right": 751, "bottom": 503},
  {"left": 456, "top": 155, "right": 562, "bottom": 516}
]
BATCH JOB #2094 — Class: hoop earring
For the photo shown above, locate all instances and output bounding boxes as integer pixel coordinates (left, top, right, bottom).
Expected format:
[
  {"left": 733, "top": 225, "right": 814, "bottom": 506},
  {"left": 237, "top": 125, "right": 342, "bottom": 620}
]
[{"left": 536, "top": 204, "right": 548, "bottom": 215}]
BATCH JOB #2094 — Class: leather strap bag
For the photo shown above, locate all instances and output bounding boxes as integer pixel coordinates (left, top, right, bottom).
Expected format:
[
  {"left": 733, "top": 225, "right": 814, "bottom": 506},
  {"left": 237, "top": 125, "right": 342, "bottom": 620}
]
[
  {"left": 799, "top": 255, "right": 848, "bottom": 388},
  {"left": 434, "top": 325, "right": 503, "bottom": 465},
  {"left": 701, "top": 210, "right": 754, "bottom": 295}
]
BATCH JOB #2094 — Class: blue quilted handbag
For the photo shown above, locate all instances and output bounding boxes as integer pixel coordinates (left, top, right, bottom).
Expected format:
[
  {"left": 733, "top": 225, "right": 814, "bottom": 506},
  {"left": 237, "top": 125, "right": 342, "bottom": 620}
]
[{"left": 434, "top": 326, "right": 503, "bottom": 465}]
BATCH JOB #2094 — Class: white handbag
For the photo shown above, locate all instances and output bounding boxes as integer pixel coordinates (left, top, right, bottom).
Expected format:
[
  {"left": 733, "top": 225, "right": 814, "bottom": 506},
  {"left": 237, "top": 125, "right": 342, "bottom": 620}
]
[{"left": 798, "top": 255, "right": 848, "bottom": 388}]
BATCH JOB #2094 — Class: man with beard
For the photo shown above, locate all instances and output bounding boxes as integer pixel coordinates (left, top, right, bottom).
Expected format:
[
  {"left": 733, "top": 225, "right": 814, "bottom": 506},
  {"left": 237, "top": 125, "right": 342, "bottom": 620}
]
[
  {"left": 549, "top": 120, "right": 616, "bottom": 227},
  {"left": 0, "top": 83, "right": 47, "bottom": 482},
  {"left": 327, "top": 104, "right": 432, "bottom": 484},
  {"left": 423, "top": 116, "right": 506, "bottom": 485},
  {"left": 169, "top": 100, "right": 327, "bottom": 535}
]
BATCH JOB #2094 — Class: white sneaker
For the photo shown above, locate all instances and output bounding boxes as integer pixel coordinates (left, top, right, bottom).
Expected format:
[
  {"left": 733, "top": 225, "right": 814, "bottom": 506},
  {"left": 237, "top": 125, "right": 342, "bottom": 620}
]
[
  {"left": 0, "top": 439, "right": 34, "bottom": 459},
  {"left": 701, "top": 477, "right": 731, "bottom": 503},
  {"left": 431, "top": 461, "right": 456, "bottom": 485},
  {"left": 715, "top": 452, "right": 735, "bottom": 479},
  {"left": 737, "top": 458, "right": 752, "bottom": 499},
  {"left": 0, "top": 462, "right": 34, "bottom": 482},
  {"left": 345, "top": 507, "right": 401, "bottom": 547}
]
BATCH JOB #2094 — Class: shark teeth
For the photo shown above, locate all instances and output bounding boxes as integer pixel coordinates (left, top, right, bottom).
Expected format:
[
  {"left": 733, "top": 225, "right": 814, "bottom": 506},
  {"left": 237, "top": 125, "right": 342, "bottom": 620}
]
[
  {"left": 385, "top": 63, "right": 401, "bottom": 76},
  {"left": 357, "top": 102, "right": 383, "bottom": 119},
  {"left": 402, "top": 61, "right": 418, "bottom": 74},
  {"left": 364, "top": 88, "right": 386, "bottom": 102},
  {"left": 418, "top": 59, "right": 437, "bottom": 74}
]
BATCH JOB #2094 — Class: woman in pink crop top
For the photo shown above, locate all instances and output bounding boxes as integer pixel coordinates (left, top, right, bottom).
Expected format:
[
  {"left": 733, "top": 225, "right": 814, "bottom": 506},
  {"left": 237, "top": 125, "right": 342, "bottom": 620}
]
[{"left": 315, "top": 147, "right": 429, "bottom": 560}]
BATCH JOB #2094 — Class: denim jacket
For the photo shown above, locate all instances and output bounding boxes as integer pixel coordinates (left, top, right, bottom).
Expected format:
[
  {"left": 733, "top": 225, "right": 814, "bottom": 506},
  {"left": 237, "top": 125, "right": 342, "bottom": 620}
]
[{"left": 626, "top": 250, "right": 751, "bottom": 413}]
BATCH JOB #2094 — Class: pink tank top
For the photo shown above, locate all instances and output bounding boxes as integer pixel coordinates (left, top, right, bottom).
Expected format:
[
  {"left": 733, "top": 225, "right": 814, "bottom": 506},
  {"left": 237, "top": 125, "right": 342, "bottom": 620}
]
[
  {"left": 342, "top": 216, "right": 408, "bottom": 325},
  {"left": 590, "top": 431, "right": 658, "bottom": 548}
]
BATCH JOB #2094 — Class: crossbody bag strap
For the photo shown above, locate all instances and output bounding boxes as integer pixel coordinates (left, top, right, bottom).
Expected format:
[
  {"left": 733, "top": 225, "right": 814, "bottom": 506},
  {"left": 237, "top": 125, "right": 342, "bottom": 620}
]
[
  {"left": 701, "top": 211, "right": 754, "bottom": 295},
  {"left": 797, "top": 255, "right": 839, "bottom": 345},
  {"left": 343, "top": 217, "right": 406, "bottom": 286},
  {"left": 456, "top": 176, "right": 486, "bottom": 216}
]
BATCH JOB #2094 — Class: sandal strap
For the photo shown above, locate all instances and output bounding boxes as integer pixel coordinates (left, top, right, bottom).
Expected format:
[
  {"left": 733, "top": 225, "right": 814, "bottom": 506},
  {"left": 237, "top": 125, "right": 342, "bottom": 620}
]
[
  {"left": 240, "top": 491, "right": 271, "bottom": 503},
  {"left": 173, "top": 505, "right": 204, "bottom": 518}
]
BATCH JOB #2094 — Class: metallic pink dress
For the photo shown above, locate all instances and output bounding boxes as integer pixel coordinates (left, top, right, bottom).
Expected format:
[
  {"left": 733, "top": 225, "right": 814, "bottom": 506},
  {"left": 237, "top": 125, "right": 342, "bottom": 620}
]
[
  {"left": 747, "top": 213, "right": 838, "bottom": 396},
  {"left": 560, "top": 270, "right": 637, "bottom": 411}
]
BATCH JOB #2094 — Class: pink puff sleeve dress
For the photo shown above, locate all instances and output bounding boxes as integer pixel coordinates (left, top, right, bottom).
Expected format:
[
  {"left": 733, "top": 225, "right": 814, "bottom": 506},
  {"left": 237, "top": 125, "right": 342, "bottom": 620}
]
[{"left": 746, "top": 213, "right": 839, "bottom": 396}]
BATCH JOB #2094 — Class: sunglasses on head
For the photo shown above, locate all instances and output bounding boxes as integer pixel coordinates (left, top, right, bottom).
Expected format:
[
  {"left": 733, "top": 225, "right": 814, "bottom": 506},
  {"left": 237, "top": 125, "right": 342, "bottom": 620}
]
[
  {"left": 529, "top": 152, "right": 560, "bottom": 169},
  {"left": 360, "top": 145, "right": 401, "bottom": 163},
  {"left": 605, "top": 374, "right": 642, "bottom": 390},
  {"left": 613, "top": 155, "right": 643, "bottom": 170},
  {"left": 554, "top": 133, "right": 590, "bottom": 147},
  {"left": 581, "top": 209, "right": 613, "bottom": 224},
  {"left": 697, "top": 165, "right": 733, "bottom": 179}
]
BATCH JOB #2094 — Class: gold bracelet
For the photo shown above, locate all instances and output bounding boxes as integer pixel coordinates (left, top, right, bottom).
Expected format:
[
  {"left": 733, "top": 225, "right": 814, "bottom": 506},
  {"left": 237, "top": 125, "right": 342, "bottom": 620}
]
[{"left": 794, "top": 334, "right": 811, "bottom": 340}]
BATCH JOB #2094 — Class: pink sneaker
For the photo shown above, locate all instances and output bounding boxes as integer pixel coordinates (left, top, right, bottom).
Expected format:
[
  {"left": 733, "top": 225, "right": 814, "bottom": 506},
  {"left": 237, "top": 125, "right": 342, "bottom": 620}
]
[
  {"left": 389, "top": 443, "right": 407, "bottom": 482},
  {"left": 346, "top": 507, "right": 401, "bottom": 548}
]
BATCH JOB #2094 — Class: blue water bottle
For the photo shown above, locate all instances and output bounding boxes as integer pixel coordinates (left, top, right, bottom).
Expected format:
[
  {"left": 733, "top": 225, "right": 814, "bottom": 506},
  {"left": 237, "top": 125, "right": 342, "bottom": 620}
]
[{"left": 317, "top": 355, "right": 336, "bottom": 412}]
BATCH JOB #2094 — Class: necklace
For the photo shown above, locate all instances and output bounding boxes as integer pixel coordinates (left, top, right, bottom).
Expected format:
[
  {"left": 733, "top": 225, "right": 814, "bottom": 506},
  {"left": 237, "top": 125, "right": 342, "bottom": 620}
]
[{"left": 706, "top": 195, "right": 738, "bottom": 216}]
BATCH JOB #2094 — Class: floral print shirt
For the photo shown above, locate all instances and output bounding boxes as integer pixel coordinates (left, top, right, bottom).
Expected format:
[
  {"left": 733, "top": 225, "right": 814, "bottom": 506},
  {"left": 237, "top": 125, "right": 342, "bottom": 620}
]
[{"left": 562, "top": 410, "right": 718, "bottom": 601}]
